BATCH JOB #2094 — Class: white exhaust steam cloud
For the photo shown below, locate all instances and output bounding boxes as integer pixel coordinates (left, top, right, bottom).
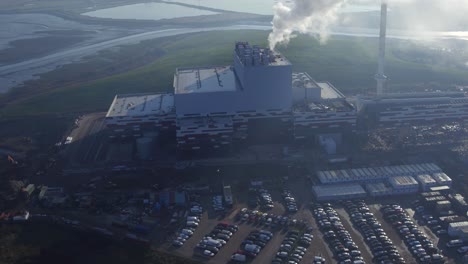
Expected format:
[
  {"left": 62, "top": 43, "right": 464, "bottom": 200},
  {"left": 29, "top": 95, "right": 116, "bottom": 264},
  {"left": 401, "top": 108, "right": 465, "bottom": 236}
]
[
  {"left": 268, "top": 0, "right": 468, "bottom": 51},
  {"left": 268, "top": 0, "right": 348, "bottom": 50}
]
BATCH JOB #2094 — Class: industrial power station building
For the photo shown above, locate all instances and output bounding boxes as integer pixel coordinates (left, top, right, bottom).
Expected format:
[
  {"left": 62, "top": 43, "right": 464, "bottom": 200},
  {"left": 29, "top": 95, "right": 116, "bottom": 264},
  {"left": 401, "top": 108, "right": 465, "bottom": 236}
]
[
  {"left": 105, "top": 42, "right": 356, "bottom": 154},
  {"left": 105, "top": 41, "right": 468, "bottom": 156}
]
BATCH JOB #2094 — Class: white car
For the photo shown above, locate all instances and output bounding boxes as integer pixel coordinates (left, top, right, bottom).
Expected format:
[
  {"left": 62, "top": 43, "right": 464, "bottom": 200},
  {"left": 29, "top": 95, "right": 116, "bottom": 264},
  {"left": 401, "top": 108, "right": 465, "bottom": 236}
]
[
  {"left": 172, "top": 240, "right": 184, "bottom": 247},
  {"left": 181, "top": 229, "right": 194, "bottom": 235},
  {"left": 203, "top": 250, "right": 215, "bottom": 257},
  {"left": 186, "top": 221, "right": 199, "bottom": 227}
]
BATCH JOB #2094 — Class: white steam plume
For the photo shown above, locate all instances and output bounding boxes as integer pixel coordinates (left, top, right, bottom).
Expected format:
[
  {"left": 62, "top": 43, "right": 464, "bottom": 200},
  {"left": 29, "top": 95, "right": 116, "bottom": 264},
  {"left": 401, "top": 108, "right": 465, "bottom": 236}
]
[
  {"left": 268, "top": 0, "right": 468, "bottom": 51},
  {"left": 268, "top": 0, "right": 348, "bottom": 50}
]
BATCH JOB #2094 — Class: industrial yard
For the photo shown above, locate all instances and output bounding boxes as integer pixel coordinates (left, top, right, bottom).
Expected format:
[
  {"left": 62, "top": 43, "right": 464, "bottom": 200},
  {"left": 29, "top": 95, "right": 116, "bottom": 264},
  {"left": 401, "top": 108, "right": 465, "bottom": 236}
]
[{"left": 3, "top": 1, "right": 468, "bottom": 264}]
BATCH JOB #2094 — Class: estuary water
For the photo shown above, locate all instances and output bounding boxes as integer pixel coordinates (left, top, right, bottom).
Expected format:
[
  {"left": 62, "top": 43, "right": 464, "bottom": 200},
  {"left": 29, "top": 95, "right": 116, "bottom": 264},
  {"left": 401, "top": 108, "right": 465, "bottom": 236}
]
[{"left": 82, "top": 2, "right": 219, "bottom": 20}]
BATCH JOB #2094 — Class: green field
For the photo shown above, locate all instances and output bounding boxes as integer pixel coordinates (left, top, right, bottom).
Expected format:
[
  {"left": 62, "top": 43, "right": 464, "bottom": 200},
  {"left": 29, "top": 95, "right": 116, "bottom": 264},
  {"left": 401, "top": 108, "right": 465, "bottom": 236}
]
[{"left": 1, "top": 30, "right": 468, "bottom": 118}]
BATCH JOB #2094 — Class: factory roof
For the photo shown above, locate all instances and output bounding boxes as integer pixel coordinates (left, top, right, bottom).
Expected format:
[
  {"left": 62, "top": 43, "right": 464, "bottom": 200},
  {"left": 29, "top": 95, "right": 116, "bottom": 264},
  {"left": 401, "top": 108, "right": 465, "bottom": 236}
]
[
  {"left": 361, "top": 95, "right": 468, "bottom": 109},
  {"left": 317, "top": 82, "right": 345, "bottom": 99},
  {"left": 106, "top": 93, "right": 174, "bottom": 117},
  {"left": 312, "top": 184, "right": 366, "bottom": 200},
  {"left": 430, "top": 186, "right": 451, "bottom": 192},
  {"left": 293, "top": 100, "right": 355, "bottom": 114},
  {"left": 317, "top": 163, "right": 444, "bottom": 185},
  {"left": 389, "top": 176, "right": 418, "bottom": 187},
  {"left": 366, "top": 182, "right": 393, "bottom": 193},
  {"left": 292, "top": 72, "right": 317, "bottom": 89},
  {"left": 292, "top": 72, "right": 345, "bottom": 99},
  {"left": 432, "top": 173, "right": 452, "bottom": 183},
  {"left": 449, "top": 221, "right": 468, "bottom": 228},
  {"left": 416, "top": 174, "right": 437, "bottom": 184},
  {"left": 235, "top": 41, "right": 290, "bottom": 66},
  {"left": 174, "top": 66, "right": 237, "bottom": 94}
]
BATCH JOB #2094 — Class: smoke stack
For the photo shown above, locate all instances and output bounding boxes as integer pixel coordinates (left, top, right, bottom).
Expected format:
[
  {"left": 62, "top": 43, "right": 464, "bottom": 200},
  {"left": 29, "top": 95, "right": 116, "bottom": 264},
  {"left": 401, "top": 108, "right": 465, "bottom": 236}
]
[{"left": 375, "top": 2, "right": 388, "bottom": 95}]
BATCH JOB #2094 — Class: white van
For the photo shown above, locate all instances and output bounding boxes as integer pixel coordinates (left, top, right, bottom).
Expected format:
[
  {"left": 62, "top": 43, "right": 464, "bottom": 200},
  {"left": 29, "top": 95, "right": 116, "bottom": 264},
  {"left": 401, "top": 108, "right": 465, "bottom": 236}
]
[
  {"left": 446, "top": 239, "right": 464, "bottom": 248},
  {"left": 202, "top": 238, "right": 222, "bottom": 248},
  {"left": 181, "top": 229, "right": 193, "bottom": 236},
  {"left": 231, "top": 253, "right": 246, "bottom": 262}
]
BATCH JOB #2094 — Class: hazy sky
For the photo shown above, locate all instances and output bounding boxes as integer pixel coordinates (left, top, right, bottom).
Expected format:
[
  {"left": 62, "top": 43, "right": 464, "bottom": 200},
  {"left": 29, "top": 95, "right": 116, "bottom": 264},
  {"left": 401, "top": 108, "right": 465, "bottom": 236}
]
[{"left": 268, "top": 0, "right": 468, "bottom": 49}]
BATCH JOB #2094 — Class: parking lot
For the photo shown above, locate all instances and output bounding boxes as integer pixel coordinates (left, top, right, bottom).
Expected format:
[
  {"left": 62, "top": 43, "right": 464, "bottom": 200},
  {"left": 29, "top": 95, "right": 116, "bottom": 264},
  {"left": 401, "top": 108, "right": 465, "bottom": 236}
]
[
  {"left": 157, "top": 170, "right": 460, "bottom": 264},
  {"left": 161, "top": 175, "right": 336, "bottom": 263}
]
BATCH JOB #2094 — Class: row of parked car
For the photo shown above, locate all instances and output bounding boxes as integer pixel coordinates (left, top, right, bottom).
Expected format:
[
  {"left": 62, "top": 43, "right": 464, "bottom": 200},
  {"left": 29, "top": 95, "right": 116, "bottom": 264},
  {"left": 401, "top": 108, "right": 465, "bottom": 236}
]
[
  {"left": 412, "top": 200, "right": 448, "bottom": 237},
  {"left": 381, "top": 203, "right": 444, "bottom": 264},
  {"left": 231, "top": 229, "right": 274, "bottom": 262},
  {"left": 236, "top": 208, "right": 295, "bottom": 229},
  {"left": 272, "top": 229, "right": 312, "bottom": 264},
  {"left": 196, "top": 222, "right": 239, "bottom": 258},
  {"left": 282, "top": 189, "right": 298, "bottom": 213},
  {"left": 312, "top": 202, "right": 363, "bottom": 264},
  {"left": 345, "top": 200, "right": 404, "bottom": 264},
  {"left": 258, "top": 188, "right": 274, "bottom": 210},
  {"left": 172, "top": 206, "right": 203, "bottom": 247}
]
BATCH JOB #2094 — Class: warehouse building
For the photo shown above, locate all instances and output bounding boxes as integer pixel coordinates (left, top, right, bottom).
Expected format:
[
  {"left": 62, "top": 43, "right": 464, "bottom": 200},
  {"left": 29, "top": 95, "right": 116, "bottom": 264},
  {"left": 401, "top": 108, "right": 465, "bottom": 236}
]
[
  {"left": 449, "top": 194, "right": 468, "bottom": 215},
  {"left": 312, "top": 184, "right": 366, "bottom": 201},
  {"left": 388, "top": 176, "right": 419, "bottom": 194},
  {"left": 429, "top": 185, "right": 451, "bottom": 194},
  {"left": 317, "top": 163, "right": 442, "bottom": 185},
  {"left": 448, "top": 221, "right": 468, "bottom": 241},
  {"left": 435, "top": 200, "right": 452, "bottom": 214},
  {"left": 432, "top": 172, "right": 453, "bottom": 187},
  {"left": 106, "top": 93, "right": 176, "bottom": 137},
  {"left": 365, "top": 182, "right": 394, "bottom": 197},
  {"left": 357, "top": 92, "right": 468, "bottom": 128},
  {"left": 416, "top": 174, "right": 438, "bottom": 192}
]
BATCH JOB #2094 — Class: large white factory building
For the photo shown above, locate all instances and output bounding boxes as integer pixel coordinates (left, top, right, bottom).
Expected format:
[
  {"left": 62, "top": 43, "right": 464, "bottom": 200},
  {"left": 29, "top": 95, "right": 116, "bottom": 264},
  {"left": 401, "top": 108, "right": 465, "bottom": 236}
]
[{"left": 105, "top": 42, "right": 356, "bottom": 154}]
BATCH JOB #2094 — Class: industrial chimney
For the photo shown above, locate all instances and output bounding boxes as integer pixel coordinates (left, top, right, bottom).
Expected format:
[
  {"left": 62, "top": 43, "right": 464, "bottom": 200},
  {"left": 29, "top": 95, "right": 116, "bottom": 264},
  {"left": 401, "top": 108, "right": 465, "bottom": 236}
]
[{"left": 375, "top": 2, "right": 388, "bottom": 95}]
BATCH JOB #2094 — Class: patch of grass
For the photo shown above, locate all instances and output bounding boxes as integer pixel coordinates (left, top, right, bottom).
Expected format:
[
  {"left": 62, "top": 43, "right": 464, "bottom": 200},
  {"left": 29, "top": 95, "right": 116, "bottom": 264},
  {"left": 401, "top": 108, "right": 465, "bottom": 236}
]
[{"left": 2, "top": 30, "right": 468, "bottom": 118}]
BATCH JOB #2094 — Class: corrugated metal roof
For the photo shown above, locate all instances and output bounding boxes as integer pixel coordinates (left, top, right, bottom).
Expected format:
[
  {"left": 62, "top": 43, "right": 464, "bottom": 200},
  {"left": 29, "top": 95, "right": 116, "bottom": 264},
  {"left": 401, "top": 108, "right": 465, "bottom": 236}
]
[{"left": 449, "top": 221, "right": 468, "bottom": 228}]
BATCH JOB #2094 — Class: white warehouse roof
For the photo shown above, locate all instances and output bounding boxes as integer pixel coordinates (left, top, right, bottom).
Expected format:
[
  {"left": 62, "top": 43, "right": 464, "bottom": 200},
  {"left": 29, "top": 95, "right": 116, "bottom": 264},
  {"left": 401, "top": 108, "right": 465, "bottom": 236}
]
[
  {"left": 389, "top": 176, "right": 418, "bottom": 188},
  {"left": 106, "top": 93, "right": 174, "bottom": 117},
  {"left": 174, "top": 66, "right": 237, "bottom": 94},
  {"left": 312, "top": 184, "right": 366, "bottom": 201},
  {"left": 317, "top": 163, "right": 444, "bottom": 185},
  {"left": 416, "top": 174, "right": 437, "bottom": 184},
  {"left": 432, "top": 173, "right": 452, "bottom": 184}
]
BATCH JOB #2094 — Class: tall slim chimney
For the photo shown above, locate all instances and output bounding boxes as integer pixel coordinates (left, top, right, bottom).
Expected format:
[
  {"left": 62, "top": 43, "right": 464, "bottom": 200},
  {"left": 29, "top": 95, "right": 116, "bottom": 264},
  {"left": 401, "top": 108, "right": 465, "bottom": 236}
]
[{"left": 375, "top": 2, "right": 388, "bottom": 95}]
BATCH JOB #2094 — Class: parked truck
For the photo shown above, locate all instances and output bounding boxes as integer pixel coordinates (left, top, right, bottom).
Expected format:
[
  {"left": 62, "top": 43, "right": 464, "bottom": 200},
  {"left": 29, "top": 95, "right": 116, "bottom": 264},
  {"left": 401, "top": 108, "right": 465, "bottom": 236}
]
[{"left": 223, "top": 185, "right": 233, "bottom": 207}]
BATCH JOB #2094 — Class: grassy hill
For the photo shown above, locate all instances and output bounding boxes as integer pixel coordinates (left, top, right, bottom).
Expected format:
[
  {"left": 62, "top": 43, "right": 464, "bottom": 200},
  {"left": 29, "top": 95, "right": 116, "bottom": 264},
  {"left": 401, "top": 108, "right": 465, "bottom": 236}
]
[{"left": 2, "top": 30, "right": 468, "bottom": 118}]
